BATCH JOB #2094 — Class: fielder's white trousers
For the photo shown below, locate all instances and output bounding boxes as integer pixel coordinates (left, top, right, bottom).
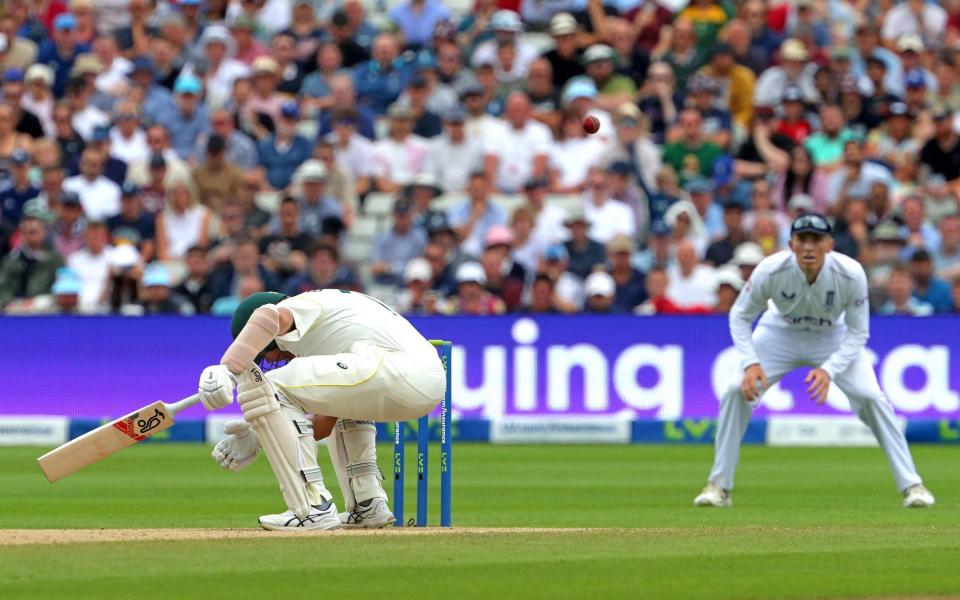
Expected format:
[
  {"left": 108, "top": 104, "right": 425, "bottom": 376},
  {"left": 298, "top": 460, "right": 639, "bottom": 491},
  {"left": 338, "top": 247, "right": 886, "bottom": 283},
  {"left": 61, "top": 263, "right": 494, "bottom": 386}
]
[
  {"left": 266, "top": 341, "right": 446, "bottom": 421},
  {"left": 708, "top": 325, "right": 923, "bottom": 493}
]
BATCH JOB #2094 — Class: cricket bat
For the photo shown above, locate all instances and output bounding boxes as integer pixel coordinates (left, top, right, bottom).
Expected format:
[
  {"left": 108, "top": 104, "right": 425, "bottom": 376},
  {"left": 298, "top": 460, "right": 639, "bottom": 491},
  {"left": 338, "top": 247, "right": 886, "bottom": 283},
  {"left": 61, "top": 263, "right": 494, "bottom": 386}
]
[{"left": 37, "top": 394, "right": 201, "bottom": 483}]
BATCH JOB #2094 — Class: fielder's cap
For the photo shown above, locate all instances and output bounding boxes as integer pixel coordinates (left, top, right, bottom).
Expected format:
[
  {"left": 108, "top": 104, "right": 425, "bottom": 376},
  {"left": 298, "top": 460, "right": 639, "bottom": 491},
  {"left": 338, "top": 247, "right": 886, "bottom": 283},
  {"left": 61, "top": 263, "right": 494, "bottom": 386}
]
[
  {"left": 456, "top": 261, "right": 487, "bottom": 284},
  {"left": 91, "top": 125, "right": 110, "bottom": 142},
  {"left": 905, "top": 69, "right": 927, "bottom": 89},
  {"left": 873, "top": 220, "right": 904, "bottom": 242},
  {"left": 562, "top": 76, "right": 598, "bottom": 104},
  {"left": 10, "top": 149, "right": 29, "bottom": 165},
  {"left": 583, "top": 44, "right": 618, "bottom": 65},
  {"left": 252, "top": 56, "right": 279, "bottom": 76},
  {"left": 787, "top": 193, "right": 815, "bottom": 212},
  {"left": 121, "top": 181, "right": 140, "bottom": 196},
  {"left": 54, "top": 13, "right": 78, "bottom": 31},
  {"left": 299, "top": 159, "right": 328, "bottom": 182},
  {"left": 52, "top": 268, "right": 82, "bottom": 295},
  {"left": 888, "top": 101, "right": 910, "bottom": 116},
  {"left": 484, "top": 224, "right": 514, "bottom": 248},
  {"left": 684, "top": 177, "right": 713, "bottom": 194},
  {"left": 387, "top": 103, "right": 415, "bottom": 119},
  {"left": 443, "top": 105, "right": 467, "bottom": 122},
  {"left": 206, "top": 133, "right": 226, "bottom": 154},
  {"left": 782, "top": 85, "right": 804, "bottom": 102},
  {"left": 405, "top": 172, "right": 441, "bottom": 195},
  {"left": 425, "top": 211, "right": 453, "bottom": 235},
  {"left": 280, "top": 101, "right": 300, "bottom": 120},
  {"left": 732, "top": 242, "right": 764, "bottom": 267},
  {"left": 404, "top": 257, "right": 432, "bottom": 283},
  {"left": 584, "top": 271, "right": 616, "bottom": 297},
  {"left": 149, "top": 152, "right": 167, "bottom": 169},
  {"left": 490, "top": 9, "right": 523, "bottom": 32},
  {"left": 790, "top": 212, "right": 833, "bottom": 236},
  {"left": 142, "top": 264, "right": 172, "bottom": 287},
  {"left": 780, "top": 38, "right": 809, "bottom": 61},
  {"left": 174, "top": 74, "right": 202, "bottom": 95},
  {"left": 549, "top": 12, "right": 577, "bottom": 36},
  {"left": 715, "top": 265, "right": 744, "bottom": 291},
  {"left": 543, "top": 244, "right": 568, "bottom": 261},
  {"left": 607, "top": 233, "right": 634, "bottom": 254},
  {"left": 3, "top": 68, "right": 24, "bottom": 83},
  {"left": 25, "top": 64, "right": 54, "bottom": 86},
  {"left": 60, "top": 190, "right": 82, "bottom": 206},
  {"left": 898, "top": 33, "right": 924, "bottom": 53}
]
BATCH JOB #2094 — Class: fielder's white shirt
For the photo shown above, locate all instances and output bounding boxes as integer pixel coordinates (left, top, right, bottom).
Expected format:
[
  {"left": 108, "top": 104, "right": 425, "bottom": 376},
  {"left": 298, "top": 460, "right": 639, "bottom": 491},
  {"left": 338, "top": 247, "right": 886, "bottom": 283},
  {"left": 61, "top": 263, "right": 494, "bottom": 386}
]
[
  {"left": 63, "top": 175, "right": 121, "bottom": 221},
  {"left": 731, "top": 250, "right": 870, "bottom": 378},
  {"left": 484, "top": 119, "right": 551, "bottom": 193},
  {"left": 275, "top": 289, "right": 437, "bottom": 360}
]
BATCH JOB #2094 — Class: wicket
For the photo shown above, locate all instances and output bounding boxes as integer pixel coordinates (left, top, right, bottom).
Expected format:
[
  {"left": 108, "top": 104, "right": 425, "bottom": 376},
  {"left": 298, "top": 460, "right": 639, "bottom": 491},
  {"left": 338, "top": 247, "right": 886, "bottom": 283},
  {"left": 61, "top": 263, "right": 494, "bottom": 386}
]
[{"left": 393, "top": 339, "right": 452, "bottom": 527}]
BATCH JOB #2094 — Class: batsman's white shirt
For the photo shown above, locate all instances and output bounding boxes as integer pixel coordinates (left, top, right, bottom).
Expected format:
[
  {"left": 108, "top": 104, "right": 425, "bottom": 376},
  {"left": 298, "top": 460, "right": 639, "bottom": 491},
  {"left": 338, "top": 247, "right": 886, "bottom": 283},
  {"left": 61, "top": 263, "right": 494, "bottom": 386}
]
[
  {"left": 265, "top": 289, "right": 446, "bottom": 421},
  {"left": 731, "top": 249, "right": 869, "bottom": 378}
]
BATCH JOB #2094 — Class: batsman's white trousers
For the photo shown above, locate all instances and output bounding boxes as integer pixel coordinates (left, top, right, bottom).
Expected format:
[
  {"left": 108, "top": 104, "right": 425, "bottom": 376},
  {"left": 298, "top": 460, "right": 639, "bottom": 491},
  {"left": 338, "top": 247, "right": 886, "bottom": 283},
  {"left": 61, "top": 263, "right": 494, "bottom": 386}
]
[
  {"left": 266, "top": 341, "right": 446, "bottom": 421},
  {"left": 708, "top": 325, "right": 923, "bottom": 492}
]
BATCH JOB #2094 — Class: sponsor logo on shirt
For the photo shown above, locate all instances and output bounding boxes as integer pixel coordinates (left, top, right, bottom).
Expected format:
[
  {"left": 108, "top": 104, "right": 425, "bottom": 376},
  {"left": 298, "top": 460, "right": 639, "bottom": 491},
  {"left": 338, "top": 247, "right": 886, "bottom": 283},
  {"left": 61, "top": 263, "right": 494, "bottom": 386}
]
[{"left": 782, "top": 315, "right": 833, "bottom": 327}]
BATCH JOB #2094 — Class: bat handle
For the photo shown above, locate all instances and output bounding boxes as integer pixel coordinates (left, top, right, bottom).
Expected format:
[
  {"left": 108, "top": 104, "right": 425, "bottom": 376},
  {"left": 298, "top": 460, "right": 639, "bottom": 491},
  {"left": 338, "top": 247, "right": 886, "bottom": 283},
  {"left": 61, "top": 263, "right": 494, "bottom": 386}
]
[{"left": 165, "top": 393, "right": 202, "bottom": 416}]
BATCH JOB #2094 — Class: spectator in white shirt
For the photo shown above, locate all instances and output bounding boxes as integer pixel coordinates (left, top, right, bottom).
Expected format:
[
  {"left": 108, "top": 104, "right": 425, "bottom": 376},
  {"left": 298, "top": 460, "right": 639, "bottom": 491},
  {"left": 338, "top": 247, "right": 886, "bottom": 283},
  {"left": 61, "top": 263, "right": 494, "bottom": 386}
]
[
  {"left": 325, "top": 108, "right": 373, "bottom": 195},
  {"left": 424, "top": 105, "right": 484, "bottom": 194},
  {"left": 881, "top": 0, "right": 947, "bottom": 47},
  {"left": 189, "top": 24, "right": 251, "bottom": 108},
  {"left": 549, "top": 109, "right": 608, "bottom": 193},
  {"left": 92, "top": 35, "right": 132, "bottom": 99},
  {"left": 666, "top": 239, "right": 718, "bottom": 309},
  {"left": 67, "top": 221, "right": 140, "bottom": 313},
  {"left": 483, "top": 91, "right": 551, "bottom": 193},
  {"left": 63, "top": 147, "right": 121, "bottom": 221},
  {"left": 65, "top": 75, "right": 109, "bottom": 142},
  {"left": 109, "top": 101, "right": 149, "bottom": 165},
  {"left": 462, "top": 81, "right": 502, "bottom": 149},
  {"left": 370, "top": 103, "right": 430, "bottom": 193},
  {"left": 21, "top": 64, "right": 56, "bottom": 137},
  {"left": 524, "top": 176, "right": 569, "bottom": 251},
  {"left": 126, "top": 124, "right": 190, "bottom": 186},
  {"left": 581, "top": 167, "right": 635, "bottom": 244}
]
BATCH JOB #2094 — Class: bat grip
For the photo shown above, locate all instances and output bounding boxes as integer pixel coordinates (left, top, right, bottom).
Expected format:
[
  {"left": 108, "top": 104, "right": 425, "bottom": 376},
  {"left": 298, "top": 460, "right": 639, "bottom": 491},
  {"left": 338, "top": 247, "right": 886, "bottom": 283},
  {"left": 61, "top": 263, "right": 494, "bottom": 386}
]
[{"left": 165, "top": 393, "right": 202, "bottom": 416}]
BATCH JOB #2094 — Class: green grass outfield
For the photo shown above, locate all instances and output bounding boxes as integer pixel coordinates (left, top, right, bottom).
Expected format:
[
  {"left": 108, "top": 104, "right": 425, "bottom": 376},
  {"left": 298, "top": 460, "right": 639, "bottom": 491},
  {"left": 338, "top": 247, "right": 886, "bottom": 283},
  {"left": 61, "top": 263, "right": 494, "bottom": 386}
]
[{"left": 2, "top": 443, "right": 959, "bottom": 600}]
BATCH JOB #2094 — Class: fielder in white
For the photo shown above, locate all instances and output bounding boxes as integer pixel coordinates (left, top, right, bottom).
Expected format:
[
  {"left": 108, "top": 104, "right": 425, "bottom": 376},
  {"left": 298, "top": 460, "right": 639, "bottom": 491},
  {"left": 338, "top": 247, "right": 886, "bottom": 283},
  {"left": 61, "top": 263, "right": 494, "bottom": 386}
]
[
  {"left": 197, "top": 290, "right": 446, "bottom": 531},
  {"left": 694, "top": 214, "right": 935, "bottom": 508}
]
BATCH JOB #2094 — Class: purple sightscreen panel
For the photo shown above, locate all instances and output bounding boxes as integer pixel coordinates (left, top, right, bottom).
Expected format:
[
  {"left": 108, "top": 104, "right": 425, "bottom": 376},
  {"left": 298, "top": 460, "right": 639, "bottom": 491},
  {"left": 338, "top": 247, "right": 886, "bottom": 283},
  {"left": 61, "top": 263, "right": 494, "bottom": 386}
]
[{"left": 0, "top": 315, "right": 957, "bottom": 419}]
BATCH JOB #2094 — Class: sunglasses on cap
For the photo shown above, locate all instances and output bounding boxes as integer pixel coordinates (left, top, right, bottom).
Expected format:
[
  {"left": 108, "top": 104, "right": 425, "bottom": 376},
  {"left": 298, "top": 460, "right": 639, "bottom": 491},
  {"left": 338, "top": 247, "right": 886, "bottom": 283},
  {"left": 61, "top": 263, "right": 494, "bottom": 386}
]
[{"left": 790, "top": 213, "right": 832, "bottom": 236}]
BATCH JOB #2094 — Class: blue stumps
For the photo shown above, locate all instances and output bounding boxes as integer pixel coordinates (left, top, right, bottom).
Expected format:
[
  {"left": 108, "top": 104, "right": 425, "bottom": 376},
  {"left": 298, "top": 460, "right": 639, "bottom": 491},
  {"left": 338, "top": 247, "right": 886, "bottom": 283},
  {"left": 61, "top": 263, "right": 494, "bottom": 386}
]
[
  {"left": 393, "top": 420, "right": 404, "bottom": 527},
  {"left": 439, "top": 341, "right": 453, "bottom": 528},
  {"left": 416, "top": 414, "right": 429, "bottom": 527}
]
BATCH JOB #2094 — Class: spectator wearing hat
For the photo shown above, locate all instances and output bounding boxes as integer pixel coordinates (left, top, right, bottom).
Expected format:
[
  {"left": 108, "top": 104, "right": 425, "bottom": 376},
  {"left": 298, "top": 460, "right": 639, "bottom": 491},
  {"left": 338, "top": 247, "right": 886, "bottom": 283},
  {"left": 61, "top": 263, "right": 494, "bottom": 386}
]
[
  {"left": 447, "top": 170, "right": 506, "bottom": 257},
  {"left": 0, "top": 214, "right": 63, "bottom": 310},
  {"left": 583, "top": 271, "right": 617, "bottom": 313},
  {"left": 920, "top": 108, "right": 960, "bottom": 183},
  {"left": 773, "top": 85, "right": 814, "bottom": 144},
  {"left": 562, "top": 210, "right": 605, "bottom": 280},
  {"left": 754, "top": 38, "right": 816, "bottom": 108},
  {"left": 866, "top": 219, "right": 908, "bottom": 287},
  {"left": 541, "top": 13, "right": 584, "bottom": 90},
  {"left": 470, "top": 10, "right": 538, "bottom": 77},
  {"left": 51, "top": 191, "right": 86, "bottom": 259},
  {"left": 108, "top": 102, "right": 149, "bottom": 167},
  {"left": 659, "top": 17, "right": 706, "bottom": 92},
  {"left": 258, "top": 197, "right": 311, "bottom": 282},
  {"left": 353, "top": 33, "right": 412, "bottom": 116},
  {"left": 107, "top": 182, "right": 155, "bottom": 262},
  {"left": 0, "top": 150, "right": 39, "bottom": 226},
  {"left": 696, "top": 42, "right": 755, "bottom": 130},
  {"left": 187, "top": 25, "right": 251, "bottom": 108},
  {"left": 282, "top": 241, "right": 358, "bottom": 296},
  {"left": 879, "top": 262, "right": 934, "bottom": 315},
  {"left": 403, "top": 172, "right": 443, "bottom": 227},
  {"left": 676, "top": 72, "right": 732, "bottom": 150},
  {"left": 21, "top": 65, "right": 56, "bottom": 137},
  {"left": 402, "top": 74, "right": 444, "bottom": 138},
  {"left": 605, "top": 234, "right": 647, "bottom": 312},
  {"left": 2, "top": 69, "right": 43, "bottom": 139},
  {"left": 600, "top": 103, "right": 661, "bottom": 193},
  {"left": 394, "top": 256, "right": 441, "bottom": 315},
  {"left": 483, "top": 92, "right": 551, "bottom": 193},
  {"left": 407, "top": 52, "right": 460, "bottom": 117},
  {"left": 932, "top": 214, "right": 960, "bottom": 281},
  {"left": 370, "top": 103, "right": 430, "bottom": 193},
  {"left": 902, "top": 68, "right": 931, "bottom": 117},
  {"left": 445, "top": 260, "right": 505, "bottom": 315},
  {"left": 280, "top": 0, "right": 326, "bottom": 66},
  {"left": 154, "top": 74, "right": 208, "bottom": 163},
  {"left": 559, "top": 76, "right": 613, "bottom": 143},
  {"left": 422, "top": 107, "right": 484, "bottom": 194},
  {"left": 521, "top": 273, "right": 560, "bottom": 314},
  {"left": 389, "top": 0, "right": 450, "bottom": 51},
  {"left": 289, "top": 159, "right": 340, "bottom": 237},
  {"left": 712, "top": 265, "right": 743, "bottom": 314},
  {"left": 479, "top": 224, "right": 526, "bottom": 310},
  {"left": 126, "top": 57, "right": 175, "bottom": 124},
  {"left": 909, "top": 249, "right": 954, "bottom": 312},
  {"left": 41, "top": 267, "right": 82, "bottom": 314},
  {"left": 67, "top": 125, "right": 127, "bottom": 186},
  {"left": 257, "top": 101, "right": 312, "bottom": 190},
  {"left": 538, "top": 243, "right": 585, "bottom": 313},
  {"left": 661, "top": 108, "right": 724, "bottom": 186},
  {"left": 459, "top": 80, "right": 497, "bottom": 147},
  {"left": 137, "top": 263, "right": 194, "bottom": 315},
  {"left": 191, "top": 135, "right": 242, "bottom": 212},
  {"left": 37, "top": 13, "right": 91, "bottom": 97},
  {"left": 704, "top": 202, "right": 749, "bottom": 266},
  {"left": 62, "top": 147, "right": 121, "bottom": 221},
  {"left": 227, "top": 14, "right": 268, "bottom": 66},
  {"left": 582, "top": 44, "right": 636, "bottom": 113},
  {"left": 371, "top": 197, "right": 428, "bottom": 284},
  {"left": 549, "top": 108, "right": 608, "bottom": 194},
  {"left": 664, "top": 198, "right": 709, "bottom": 256}
]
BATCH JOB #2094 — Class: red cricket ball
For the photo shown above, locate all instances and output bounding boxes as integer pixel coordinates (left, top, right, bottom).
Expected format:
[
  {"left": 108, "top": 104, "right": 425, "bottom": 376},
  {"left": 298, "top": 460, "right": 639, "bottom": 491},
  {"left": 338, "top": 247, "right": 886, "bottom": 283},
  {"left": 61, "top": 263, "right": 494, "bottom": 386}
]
[{"left": 582, "top": 115, "right": 600, "bottom": 135}]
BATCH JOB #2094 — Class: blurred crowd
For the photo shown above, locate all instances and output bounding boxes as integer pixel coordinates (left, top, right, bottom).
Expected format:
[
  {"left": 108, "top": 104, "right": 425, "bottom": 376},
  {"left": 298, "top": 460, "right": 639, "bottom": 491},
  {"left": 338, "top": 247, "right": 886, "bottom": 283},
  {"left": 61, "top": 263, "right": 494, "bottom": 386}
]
[{"left": 1, "top": 0, "right": 960, "bottom": 316}]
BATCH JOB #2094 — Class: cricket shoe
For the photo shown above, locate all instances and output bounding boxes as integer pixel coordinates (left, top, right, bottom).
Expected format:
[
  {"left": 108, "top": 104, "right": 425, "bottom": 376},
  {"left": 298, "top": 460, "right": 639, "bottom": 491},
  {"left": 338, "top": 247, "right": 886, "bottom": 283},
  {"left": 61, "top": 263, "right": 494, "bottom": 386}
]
[
  {"left": 339, "top": 497, "right": 396, "bottom": 529},
  {"left": 258, "top": 497, "right": 342, "bottom": 531},
  {"left": 694, "top": 483, "right": 732, "bottom": 507},
  {"left": 903, "top": 484, "right": 935, "bottom": 508}
]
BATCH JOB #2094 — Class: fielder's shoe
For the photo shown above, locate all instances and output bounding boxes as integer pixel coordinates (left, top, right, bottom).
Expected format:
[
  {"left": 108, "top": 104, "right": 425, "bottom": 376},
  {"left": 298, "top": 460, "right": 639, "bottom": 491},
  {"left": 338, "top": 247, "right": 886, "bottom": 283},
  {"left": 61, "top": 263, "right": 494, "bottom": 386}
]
[
  {"left": 258, "top": 497, "right": 342, "bottom": 531},
  {"left": 694, "top": 483, "right": 732, "bottom": 507},
  {"left": 903, "top": 484, "right": 935, "bottom": 508},
  {"left": 339, "top": 497, "right": 396, "bottom": 529}
]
